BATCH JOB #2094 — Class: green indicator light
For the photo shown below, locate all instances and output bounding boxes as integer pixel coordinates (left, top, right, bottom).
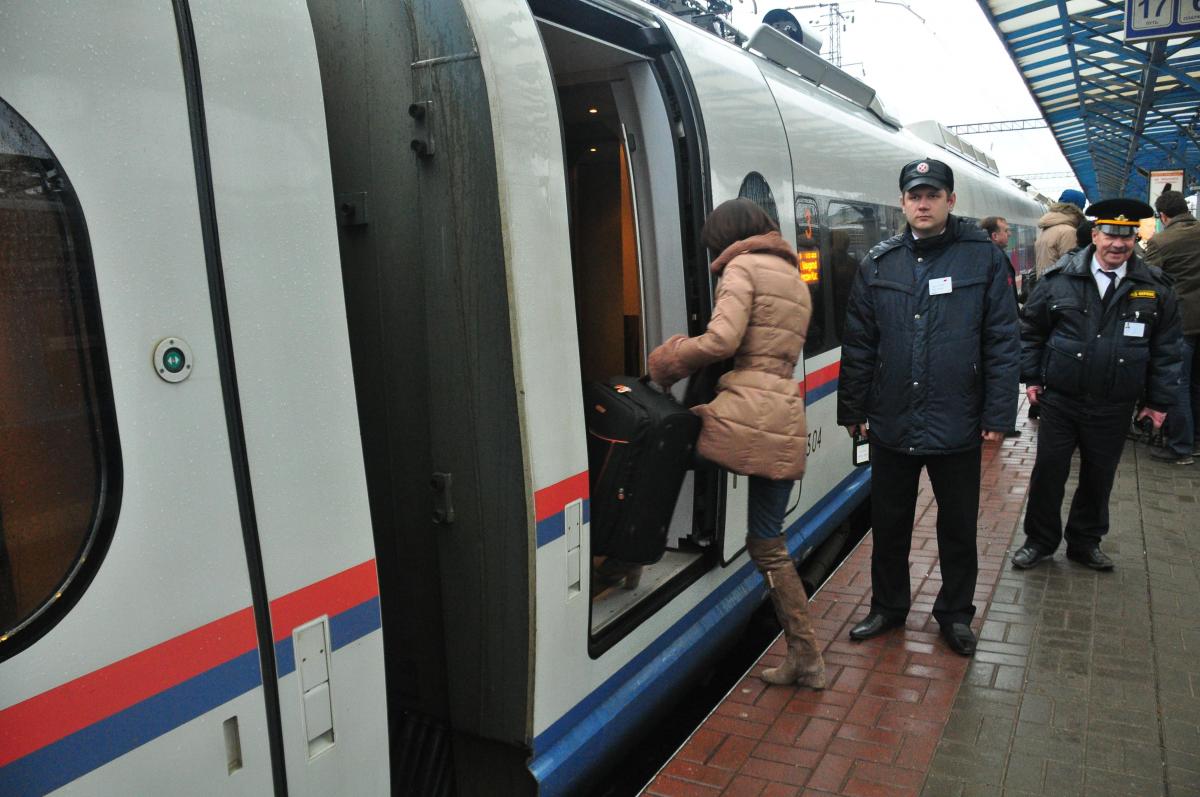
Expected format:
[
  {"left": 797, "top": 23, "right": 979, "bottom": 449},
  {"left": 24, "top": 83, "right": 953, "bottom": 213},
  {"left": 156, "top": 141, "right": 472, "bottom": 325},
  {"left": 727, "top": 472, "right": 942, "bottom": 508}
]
[{"left": 163, "top": 347, "right": 185, "bottom": 374}]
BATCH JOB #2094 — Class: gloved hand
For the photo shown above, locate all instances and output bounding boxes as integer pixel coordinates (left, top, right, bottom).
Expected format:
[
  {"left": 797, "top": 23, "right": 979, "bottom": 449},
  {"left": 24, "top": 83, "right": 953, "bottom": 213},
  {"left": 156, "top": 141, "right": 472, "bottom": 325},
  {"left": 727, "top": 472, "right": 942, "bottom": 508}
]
[{"left": 648, "top": 334, "right": 690, "bottom": 388}]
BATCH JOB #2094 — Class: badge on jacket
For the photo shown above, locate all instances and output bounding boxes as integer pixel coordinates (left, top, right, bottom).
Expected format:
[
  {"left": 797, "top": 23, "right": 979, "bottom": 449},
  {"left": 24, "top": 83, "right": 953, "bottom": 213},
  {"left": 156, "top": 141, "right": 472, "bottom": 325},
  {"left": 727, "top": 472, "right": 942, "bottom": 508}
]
[
  {"left": 929, "top": 277, "right": 952, "bottom": 295},
  {"left": 1124, "top": 321, "right": 1146, "bottom": 337}
]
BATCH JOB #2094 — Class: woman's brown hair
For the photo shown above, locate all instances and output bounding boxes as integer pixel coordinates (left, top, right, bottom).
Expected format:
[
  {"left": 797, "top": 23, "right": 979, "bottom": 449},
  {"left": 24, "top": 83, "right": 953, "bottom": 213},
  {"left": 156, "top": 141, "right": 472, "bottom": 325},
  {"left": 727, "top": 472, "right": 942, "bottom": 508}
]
[{"left": 700, "top": 198, "right": 780, "bottom": 256}]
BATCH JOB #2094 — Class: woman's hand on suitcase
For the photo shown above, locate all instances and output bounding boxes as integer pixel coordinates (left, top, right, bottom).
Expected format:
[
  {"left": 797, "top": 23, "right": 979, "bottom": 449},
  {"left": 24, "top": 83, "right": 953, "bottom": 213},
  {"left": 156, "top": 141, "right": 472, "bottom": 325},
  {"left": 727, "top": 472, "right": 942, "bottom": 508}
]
[{"left": 648, "top": 334, "right": 689, "bottom": 388}]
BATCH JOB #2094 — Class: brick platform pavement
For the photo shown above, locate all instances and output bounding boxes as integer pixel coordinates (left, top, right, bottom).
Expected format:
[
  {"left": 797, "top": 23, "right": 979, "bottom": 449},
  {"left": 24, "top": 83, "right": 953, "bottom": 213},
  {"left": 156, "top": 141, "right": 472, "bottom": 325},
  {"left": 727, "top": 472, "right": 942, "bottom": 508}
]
[{"left": 643, "top": 399, "right": 1200, "bottom": 797}]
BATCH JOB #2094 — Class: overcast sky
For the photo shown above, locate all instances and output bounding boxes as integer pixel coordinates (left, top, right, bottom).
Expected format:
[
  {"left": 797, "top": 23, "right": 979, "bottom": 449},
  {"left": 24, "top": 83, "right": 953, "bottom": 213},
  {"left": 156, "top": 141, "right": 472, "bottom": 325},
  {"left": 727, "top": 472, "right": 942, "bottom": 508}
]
[{"left": 727, "top": 0, "right": 1084, "bottom": 203}]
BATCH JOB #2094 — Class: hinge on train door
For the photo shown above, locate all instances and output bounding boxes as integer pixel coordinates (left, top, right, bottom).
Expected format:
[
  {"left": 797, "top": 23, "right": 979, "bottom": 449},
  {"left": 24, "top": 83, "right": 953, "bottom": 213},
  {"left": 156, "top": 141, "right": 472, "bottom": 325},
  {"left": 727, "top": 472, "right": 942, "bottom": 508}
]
[
  {"left": 431, "top": 472, "right": 454, "bottom": 524},
  {"left": 410, "top": 101, "right": 435, "bottom": 159}
]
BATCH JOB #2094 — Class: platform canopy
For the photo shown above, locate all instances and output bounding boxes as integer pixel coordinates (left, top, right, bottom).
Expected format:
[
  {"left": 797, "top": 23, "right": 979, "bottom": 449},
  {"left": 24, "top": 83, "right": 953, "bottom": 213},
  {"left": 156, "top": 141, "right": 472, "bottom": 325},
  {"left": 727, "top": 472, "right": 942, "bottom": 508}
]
[{"left": 977, "top": 0, "right": 1200, "bottom": 201}]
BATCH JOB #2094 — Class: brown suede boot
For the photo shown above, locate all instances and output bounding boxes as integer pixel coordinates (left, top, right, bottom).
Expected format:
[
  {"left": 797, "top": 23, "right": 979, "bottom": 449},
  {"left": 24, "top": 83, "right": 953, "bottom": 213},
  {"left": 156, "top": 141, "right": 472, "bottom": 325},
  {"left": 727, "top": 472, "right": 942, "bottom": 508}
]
[{"left": 747, "top": 536, "right": 826, "bottom": 689}]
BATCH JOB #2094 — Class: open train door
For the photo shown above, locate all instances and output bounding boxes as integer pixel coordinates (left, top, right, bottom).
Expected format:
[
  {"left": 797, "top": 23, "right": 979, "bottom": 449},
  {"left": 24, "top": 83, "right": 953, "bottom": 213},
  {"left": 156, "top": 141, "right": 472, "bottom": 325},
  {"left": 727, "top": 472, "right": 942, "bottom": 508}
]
[{"left": 306, "top": 0, "right": 523, "bottom": 794}]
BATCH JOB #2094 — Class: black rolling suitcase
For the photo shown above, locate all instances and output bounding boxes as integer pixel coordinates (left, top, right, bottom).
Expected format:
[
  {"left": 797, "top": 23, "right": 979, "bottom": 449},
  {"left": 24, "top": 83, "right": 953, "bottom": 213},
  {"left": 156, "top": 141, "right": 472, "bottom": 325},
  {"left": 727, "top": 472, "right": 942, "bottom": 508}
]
[{"left": 584, "top": 376, "right": 700, "bottom": 564}]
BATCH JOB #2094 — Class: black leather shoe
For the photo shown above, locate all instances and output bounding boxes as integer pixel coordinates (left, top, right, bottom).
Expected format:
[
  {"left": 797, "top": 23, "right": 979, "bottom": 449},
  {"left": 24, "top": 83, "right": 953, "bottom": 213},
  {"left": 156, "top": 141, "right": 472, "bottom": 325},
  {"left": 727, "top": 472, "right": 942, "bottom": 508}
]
[
  {"left": 1066, "top": 547, "right": 1114, "bottom": 571},
  {"left": 1011, "top": 545, "right": 1051, "bottom": 570},
  {"left": 941, "top": 623, "right": 976, "bottom": 656},
  {"left": 848, "top": 613, "right": 904, "bottom": 641}
]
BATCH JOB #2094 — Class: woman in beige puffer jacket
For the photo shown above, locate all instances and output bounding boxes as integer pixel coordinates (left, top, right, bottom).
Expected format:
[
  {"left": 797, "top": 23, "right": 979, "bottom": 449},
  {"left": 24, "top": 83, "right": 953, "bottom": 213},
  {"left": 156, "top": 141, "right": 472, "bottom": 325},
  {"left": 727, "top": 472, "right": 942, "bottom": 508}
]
[
  {"left": 1034, "top": 202, "right": 1086, "bottom": 275},
  {"left": 648, "top": 198, "right": 824, "bottom": 689}
]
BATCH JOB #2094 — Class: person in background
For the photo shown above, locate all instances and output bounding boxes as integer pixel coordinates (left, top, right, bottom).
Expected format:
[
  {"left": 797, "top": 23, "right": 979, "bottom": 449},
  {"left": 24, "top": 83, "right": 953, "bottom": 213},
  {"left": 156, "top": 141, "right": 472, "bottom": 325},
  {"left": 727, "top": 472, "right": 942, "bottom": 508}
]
[
  {"left": 982, "top": 215, "right": 1020, "bottom": 303},
  {"left": 1035, "top": 190, "right": 1086, "bottom": 278},
  {"left": 838, "top": 158, "right": 1019, "bottom": 657},
  {"left": 649, "top": 198, "right": 824, "bottom": 689},
  {"left": 1014, "top": 199, "right": 1182, "bottom": 572},
  {"left": 1144, "top": 190, "right": 1200, "bottom": 466},
  {"left": 1074, "top": 219, "right": 1094, "bottom": 251},
  {"left": 981, "top": 216, "right": 1021, "bottom": 437},
  {"left": 981, "top": 215, "right": 1010, "bottom": 250}
]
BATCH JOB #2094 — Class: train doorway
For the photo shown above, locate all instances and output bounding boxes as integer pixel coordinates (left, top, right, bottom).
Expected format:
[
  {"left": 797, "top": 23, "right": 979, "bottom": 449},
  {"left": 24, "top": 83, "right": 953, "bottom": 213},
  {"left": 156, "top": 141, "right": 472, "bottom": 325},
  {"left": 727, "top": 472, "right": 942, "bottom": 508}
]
[{"left": 533, "top": 13, "right": 718, "bottom": 646}]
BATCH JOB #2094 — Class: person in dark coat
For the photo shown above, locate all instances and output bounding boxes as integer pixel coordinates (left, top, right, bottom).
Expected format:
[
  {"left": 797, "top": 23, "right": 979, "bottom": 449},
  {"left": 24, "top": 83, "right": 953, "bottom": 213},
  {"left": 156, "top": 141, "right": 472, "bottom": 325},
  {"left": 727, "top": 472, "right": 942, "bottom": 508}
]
[
  {"left": 1013, "top": 199, "right": 1182, "bottom": 572},
  {"left": 838, "top": 158, "right": 1020, "bottom": 656},
  {"left": 981, "top": 216, "right": 1019, "bottom": 309},
  {"left": 1144, "top": 190, "right": 1200, "bottom": 465}
]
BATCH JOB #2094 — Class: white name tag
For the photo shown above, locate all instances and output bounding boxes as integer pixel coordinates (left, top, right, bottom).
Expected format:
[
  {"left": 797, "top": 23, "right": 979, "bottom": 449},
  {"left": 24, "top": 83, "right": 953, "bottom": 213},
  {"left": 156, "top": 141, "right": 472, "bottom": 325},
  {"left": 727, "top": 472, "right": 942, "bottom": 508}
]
[
  {"left": 1124, "top": 321, "right": 1146, "bottom": 337},
  {"left": 929, "top": 277, "right": 952, "bottom": 295}
]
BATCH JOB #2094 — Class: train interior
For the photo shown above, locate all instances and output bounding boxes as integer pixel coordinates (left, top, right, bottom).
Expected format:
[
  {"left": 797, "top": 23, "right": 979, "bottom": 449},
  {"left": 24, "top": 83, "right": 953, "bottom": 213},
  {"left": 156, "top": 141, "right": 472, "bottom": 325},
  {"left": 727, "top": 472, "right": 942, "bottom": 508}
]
[{"left": 537, "top": 19, "right": 713, "bottom": 638}]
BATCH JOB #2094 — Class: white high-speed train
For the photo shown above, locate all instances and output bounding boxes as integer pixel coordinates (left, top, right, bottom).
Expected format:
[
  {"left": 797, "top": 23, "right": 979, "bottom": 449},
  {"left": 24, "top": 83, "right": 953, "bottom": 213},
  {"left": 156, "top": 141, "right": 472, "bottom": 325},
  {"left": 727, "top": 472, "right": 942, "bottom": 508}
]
[{"left": 0, "top": 1, "right": 1043, "bottom": 795}]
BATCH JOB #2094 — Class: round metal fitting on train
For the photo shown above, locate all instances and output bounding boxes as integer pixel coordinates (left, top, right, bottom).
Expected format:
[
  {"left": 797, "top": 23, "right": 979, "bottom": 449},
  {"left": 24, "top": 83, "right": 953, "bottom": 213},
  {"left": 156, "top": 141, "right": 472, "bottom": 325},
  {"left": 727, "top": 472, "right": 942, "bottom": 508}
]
[{"left": 154, "top": 337, "right": 193, "bottom": 383}]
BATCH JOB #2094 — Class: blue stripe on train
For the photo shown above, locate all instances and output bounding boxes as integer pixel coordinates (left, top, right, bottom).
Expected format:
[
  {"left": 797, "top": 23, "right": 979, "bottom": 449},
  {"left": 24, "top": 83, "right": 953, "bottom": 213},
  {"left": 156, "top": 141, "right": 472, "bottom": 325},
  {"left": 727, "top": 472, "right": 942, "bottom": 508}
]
[
  {"left": 535, "top": 499, "right": 591, "bottom": 547},
  {"left": 805, "top": 377, "right": 839, "bottom": 405},
  {"left": 275, "top": 596, "right": 383, "bottom": 677},
  {"left": 0, "top": 652, "right": 262, "bottom": 797},
  {"left": 528, "top": 466, "right": 871, "bottom": 797}
]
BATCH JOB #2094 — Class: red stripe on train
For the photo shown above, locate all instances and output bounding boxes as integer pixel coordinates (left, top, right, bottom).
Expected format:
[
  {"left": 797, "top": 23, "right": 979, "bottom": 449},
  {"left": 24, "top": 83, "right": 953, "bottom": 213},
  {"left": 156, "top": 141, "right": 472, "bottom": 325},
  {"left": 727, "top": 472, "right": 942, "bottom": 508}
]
[
  {"left": 268, "top": 559, "right": 380, "bottom": 642},
  {"left": 0, "top": 559, "right": 381, "bottom": 768},
  {"left": 534, "top": 471, "right": 590, "bottom": 522},
  {"left": 0, "top": 607, "right": 257, "bottom": 768},
  {"left": 805, "top": 360, "right": 840, "bottom": 390}
]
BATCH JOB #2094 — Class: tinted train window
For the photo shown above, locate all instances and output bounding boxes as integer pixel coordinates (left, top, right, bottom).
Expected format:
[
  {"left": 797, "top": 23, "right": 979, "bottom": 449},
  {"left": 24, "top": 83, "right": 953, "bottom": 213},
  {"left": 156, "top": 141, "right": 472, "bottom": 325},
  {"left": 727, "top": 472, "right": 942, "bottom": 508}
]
[
  {"left": 795, "top": 195, "right": 829, "bottom": 355},
  {"left": 827, "top": 201, "right": 880, "bottom": 342},
  {"left": 738, "top": 172, "right": 779, "bottom": 226},
  {"left": 0, "top": 97, "right": 119, "bottom": 658}
]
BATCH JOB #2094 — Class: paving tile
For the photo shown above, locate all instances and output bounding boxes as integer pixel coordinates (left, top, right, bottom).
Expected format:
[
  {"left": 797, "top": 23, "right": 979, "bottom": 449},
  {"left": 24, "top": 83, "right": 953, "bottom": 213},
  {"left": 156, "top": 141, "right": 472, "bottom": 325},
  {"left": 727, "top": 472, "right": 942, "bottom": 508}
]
[
  {"left": 738, "top": 757, "right": 812, "bottom": 788},
  {"left": 676, "top": 727, "right": 724, "bottom": 764},
  {"left": 760, "top": 784, "right": 801, "bottom": 797},
  {"left": 709, "top": 734, "right": 757, "bottom": 771},
  {"left": 1001, "top": 751, "right": 1045, "bottom": 793},
  {"left": 662, "top": 759, "right": 736, "bottom": 790},
  {"left": 723, "top": 774, "right": 767, "bottom": 797},
  {"left": 751, "top": 742, "right": 822, "bottom": 769},
  {"left": 795, "top": 717, "right": 839, "bottom": 752},
  {"left": 644, "top": 774, "right": 724, "bottom": 797}
]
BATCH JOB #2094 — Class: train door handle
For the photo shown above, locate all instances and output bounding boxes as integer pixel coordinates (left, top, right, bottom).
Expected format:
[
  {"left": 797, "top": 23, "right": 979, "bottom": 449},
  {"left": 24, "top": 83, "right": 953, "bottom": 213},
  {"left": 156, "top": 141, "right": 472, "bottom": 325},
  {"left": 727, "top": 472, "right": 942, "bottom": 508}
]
[
  {"left": 431, "top": 472, "right": 455, "bottom": 524},
  {"left": 294, "top": 618, "right": 335, "bottom": 758},
  {"left": 410, "top": 101, "right": 435, "bottom": 158}
]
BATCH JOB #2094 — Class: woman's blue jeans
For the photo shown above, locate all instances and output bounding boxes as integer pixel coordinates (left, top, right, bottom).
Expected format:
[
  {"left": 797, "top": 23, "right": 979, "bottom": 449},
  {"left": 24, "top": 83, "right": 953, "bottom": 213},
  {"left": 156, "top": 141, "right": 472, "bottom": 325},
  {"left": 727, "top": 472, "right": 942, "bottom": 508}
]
[{"left": 747, "top": 476, "right": 795, "bottom": 539}]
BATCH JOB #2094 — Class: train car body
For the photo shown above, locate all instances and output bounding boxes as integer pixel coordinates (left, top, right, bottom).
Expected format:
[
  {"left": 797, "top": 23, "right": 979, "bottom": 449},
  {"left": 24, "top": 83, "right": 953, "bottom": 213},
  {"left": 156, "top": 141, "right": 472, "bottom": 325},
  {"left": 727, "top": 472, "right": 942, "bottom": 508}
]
[{"left": 0, "top": 1, "right": 1042, "bottom": 795}]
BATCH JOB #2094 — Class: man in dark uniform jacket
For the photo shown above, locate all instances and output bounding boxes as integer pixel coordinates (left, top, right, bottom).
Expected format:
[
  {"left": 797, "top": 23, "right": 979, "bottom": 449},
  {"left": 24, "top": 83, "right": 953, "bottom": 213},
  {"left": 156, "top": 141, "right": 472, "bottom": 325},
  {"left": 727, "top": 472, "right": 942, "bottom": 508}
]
[
  {"left": 838, "top": 158, "right": 1020, "bottom": 656},
  {"left": 1013, "top": 198, "right": 1182, "bottom": 572},
  {"left": 1144, "top": 190, "right": 1200, "bottom": 465}
]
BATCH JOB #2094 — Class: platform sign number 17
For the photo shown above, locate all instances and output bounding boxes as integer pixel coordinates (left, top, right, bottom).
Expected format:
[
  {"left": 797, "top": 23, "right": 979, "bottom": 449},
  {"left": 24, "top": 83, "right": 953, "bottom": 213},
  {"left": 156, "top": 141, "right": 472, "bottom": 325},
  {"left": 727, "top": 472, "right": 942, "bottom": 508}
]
[{"left": 1131, "top": 0, "right": 1171, "bottom": 29}]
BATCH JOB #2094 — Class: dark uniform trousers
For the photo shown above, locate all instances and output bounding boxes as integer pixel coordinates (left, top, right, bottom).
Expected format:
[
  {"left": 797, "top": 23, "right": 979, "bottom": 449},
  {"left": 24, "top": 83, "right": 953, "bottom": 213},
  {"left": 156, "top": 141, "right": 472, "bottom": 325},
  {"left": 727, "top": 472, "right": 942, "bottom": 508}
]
[
  {"left": 869, "top": 444, "right": 981, "bottom": 627},
  {"left": 1023, "top": 390, "right": 1131, "bottom": 553}
]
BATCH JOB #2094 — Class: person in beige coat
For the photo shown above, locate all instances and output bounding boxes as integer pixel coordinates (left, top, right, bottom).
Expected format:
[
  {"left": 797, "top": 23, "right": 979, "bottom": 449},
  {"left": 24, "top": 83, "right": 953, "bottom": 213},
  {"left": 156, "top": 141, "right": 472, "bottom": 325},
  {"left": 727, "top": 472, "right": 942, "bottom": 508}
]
[
  {"left": 1034, "top": 201, "right": 1086, "bottom": 275},
  {"left": 648, "top": 198, "right": 824, "bottom": 689}
]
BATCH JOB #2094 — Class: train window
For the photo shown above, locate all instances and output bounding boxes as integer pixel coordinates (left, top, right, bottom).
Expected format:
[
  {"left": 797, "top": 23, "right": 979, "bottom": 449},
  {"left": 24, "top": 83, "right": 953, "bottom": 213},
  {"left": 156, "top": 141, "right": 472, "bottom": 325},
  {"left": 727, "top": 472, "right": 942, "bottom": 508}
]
[
  {"left": 826, "top": 201, "right": 880, "bottom": 343},
  {"left": 738, "top": 172, "right": 779, "bottom": 226},
  {"left": 794, "top": 195, "right": 829, "bottom": 355},
  {"left": 0, "top": 96, "right": 119, "bottom": 658}
]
